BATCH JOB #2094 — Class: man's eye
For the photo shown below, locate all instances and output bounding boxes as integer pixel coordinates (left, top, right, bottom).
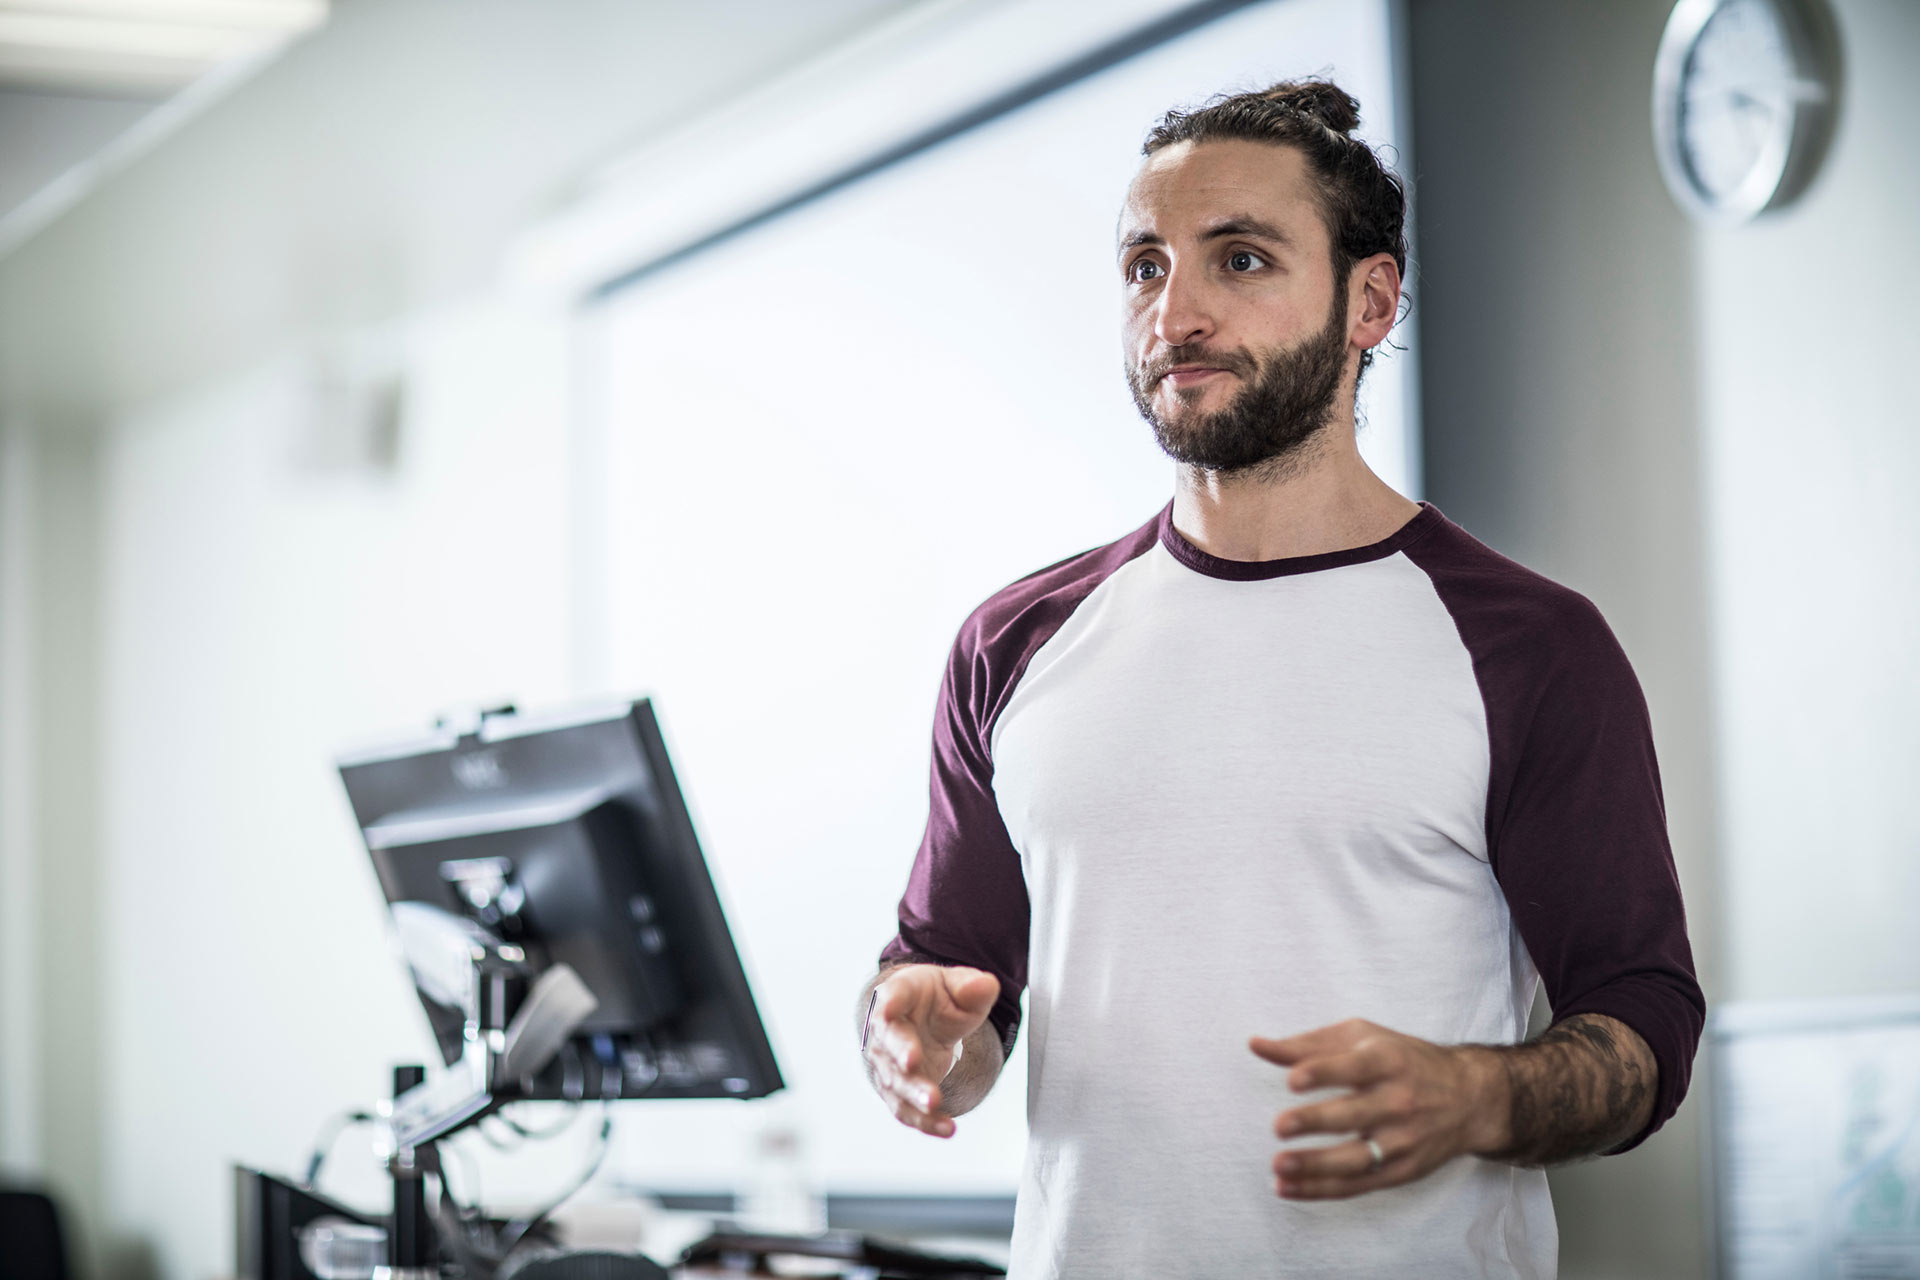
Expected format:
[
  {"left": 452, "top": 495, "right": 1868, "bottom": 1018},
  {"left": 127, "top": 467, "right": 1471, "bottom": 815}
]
[
  {"left": 1227, "top": 250, "right": 1265, "bottom": 272},
  {"left": 1129, "top": 259, "right": 1163, "bottom": 283}
]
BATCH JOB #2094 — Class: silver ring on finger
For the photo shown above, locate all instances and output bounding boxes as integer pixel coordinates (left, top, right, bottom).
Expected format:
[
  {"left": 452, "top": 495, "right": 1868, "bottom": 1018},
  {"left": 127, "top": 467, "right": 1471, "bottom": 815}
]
[{"left": 1364, "top": 1136, "right": 1386, "bottom": 1172}]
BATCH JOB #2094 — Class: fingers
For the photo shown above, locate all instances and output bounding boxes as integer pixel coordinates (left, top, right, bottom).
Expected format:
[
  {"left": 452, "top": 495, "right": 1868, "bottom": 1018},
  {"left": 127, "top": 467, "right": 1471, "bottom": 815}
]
[
  {"left": 878, "top": 965, "right": 996, "bottom": 1046},
  {"left": 1256, "top": 1021, "right": 1481, "bottom": 1200},
  {"left": 1272, "top": 1134, "right": 1411, "bottom": 1199},
  {"left": 889, "top": 1096, "right": 954, "bottom": 1138},
  {"left": 874, "top": 977, "right": 919, "bottom": 1027},
  {"left": 866, "top": 1027, "right": 955, "bottom": 1138},
  {"left": 874, "top": 1017, "right": 933, "bottom": 1079},
  {"left": 1273, "top": 1085, "right": 1400, "bottom": 1140},
  {"left": 873, "top": 1006, "right": 959, "bottom": 1076},
  {"left": 1249, "top": 1018, "right": 1378, "bottom": 1067},
  {"left": 940, "top": 966, "right": 1000, "bottom": 1015},
  {"left": 1282, "top": 1044, "right": 1393, "bottom": 1093},
  {"left": 866, "top": 975, "right": 960, "bottom": 1139},
  {"left": 927, "top": 967, "right": 999, "bottom": 1042},
  {"left": 875, "top": 1064, "right": 954, "bottom": 1138},
  {"left": 864, "top": 965, "right": 994, "bottom": 1140},
  {"left": 871, "top": 1023, "right": 953, "bottom": 1100}
]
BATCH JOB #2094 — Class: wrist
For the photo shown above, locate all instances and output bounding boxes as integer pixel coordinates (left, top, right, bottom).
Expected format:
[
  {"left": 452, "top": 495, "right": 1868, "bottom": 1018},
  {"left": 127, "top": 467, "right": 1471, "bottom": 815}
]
[{"left": 1457, "top": 1046, "right": 1514, "bottom": 1157}]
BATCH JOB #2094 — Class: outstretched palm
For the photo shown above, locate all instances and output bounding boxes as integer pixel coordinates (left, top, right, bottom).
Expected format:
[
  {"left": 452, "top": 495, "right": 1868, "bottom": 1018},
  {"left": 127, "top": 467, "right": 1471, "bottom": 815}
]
[{"left": 865, "top": 964, "right": 999, "bottom": 1137}]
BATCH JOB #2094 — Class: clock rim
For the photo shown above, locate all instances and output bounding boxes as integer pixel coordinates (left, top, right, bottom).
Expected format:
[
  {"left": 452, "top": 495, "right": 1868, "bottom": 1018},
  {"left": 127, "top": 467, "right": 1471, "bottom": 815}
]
[{"left": 1652, "top": 0, "right": 1840, "bottom": 224}]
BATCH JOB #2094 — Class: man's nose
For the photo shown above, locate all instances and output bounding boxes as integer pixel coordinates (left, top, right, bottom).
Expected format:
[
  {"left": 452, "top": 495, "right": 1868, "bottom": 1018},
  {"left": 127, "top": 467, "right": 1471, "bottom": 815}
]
[{"left": 1153, "top": 263, "right": 1215, "bottom": 348}]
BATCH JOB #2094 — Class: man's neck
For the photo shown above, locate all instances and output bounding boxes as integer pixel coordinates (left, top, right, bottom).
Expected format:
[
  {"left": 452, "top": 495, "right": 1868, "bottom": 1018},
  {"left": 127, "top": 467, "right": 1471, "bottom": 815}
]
[{"left": 1169, "top": 427, "right": 1421, "bottom": 563}]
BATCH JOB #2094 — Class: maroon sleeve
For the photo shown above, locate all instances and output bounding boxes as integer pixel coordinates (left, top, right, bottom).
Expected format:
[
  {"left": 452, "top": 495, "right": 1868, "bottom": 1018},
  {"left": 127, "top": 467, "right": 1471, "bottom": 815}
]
[
  {"left": 879, "top": 514, "right": 1163, "bottom": 1058},
  {"left": 879, "top": 620, "right": 1033, "bottom": 1056},
  {"left": 1407, "top": 518, "right": 1705, "bottom": 1151}
]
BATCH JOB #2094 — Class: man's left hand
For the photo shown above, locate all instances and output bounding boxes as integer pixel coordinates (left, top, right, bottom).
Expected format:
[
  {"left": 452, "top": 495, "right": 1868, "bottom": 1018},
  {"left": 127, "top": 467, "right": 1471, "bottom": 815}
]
[{"left": 1251, "top": 1019, "right": 1509, "bottom": 1200}]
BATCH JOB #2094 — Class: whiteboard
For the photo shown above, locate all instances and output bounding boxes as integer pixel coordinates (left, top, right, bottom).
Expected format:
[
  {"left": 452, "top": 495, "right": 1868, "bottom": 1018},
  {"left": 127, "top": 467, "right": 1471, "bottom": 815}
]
[
  {"left": 1713, "top": 996, "right": 1920, "bottom": 1279},
  {"left": 586, "top": 0, "right": 1414, "bottom": 1195}
]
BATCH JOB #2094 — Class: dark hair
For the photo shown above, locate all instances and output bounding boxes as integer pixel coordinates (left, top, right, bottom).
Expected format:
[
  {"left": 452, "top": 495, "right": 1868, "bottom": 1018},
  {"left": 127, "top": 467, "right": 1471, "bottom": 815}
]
[{"left": 1142, "top": 78, "right": 1408, "bottom": 377}]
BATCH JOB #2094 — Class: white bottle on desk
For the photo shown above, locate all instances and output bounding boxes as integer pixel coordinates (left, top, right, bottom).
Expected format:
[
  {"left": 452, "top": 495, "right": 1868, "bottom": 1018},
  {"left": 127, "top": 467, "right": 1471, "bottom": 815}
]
[{"left": 741, "top": 1124, "right": 827, "bottom": 1236}]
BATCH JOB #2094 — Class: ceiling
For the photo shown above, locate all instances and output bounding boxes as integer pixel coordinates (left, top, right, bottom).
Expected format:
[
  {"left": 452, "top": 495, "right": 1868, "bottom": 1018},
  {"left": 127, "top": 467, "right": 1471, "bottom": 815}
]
[
  {"left": 0, "top": 0, "right": 921, "bottom": 427},
  {"left": 0, "top": 0, "right": 327, "bottom": 245},
  {"left": 0, "top": 0, "right": 326, "bottom": 95}
]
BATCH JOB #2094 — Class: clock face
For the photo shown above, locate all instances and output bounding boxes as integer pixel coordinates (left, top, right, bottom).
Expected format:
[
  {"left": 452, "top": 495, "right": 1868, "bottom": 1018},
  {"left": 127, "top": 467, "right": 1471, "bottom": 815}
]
[
  {"left": 1681, "top": 0, "right": 1798, "bottom": 201},
  {"left": 1653, "top": 0, "right": 1837, "bottom": 221}
]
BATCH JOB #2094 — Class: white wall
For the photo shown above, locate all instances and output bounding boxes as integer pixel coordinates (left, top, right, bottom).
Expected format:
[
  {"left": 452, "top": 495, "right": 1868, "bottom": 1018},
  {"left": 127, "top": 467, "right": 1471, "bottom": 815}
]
[
  {"left": 1408, "top": 4, "right": 1717, "bottom": 1277},
  {"left": 96, "top": 296, "right": 580, "bottom": 1266},
  {"left": 1413, "top": 1, "right": 1920, "bottom": 1277},
  {"left": 0, "top": 420, "right": 110, "bottom": 1279},
  {"left": 0, "top": 418, "right": 41, "bottom": 1177},
  {"left": 1695, "top": 0, "right": 1920, "bottom": 1007}
]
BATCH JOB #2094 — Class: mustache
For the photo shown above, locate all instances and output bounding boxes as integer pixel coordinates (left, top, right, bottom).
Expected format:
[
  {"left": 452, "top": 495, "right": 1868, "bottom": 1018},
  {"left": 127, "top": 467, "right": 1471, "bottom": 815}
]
[{"left": 1140, "top": 347, "right": 1256, "bottom": 384}]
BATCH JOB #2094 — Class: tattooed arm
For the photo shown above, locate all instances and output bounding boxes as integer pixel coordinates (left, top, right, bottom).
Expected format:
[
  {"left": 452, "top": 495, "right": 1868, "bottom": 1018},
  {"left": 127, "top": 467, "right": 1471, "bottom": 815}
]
[
  {"left": 1481, "top": 1012, "right": 1657, "bottom": 1165},
  {"left": 1249, "top": 1012, "right": 1658, "bottom": 1199}
]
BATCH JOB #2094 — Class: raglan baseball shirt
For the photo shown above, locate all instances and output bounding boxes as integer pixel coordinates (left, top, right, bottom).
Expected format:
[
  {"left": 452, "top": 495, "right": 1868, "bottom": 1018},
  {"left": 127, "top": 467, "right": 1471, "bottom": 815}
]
[{"left": 880, "top": 500, "right": 1705, "bottom": 1279}]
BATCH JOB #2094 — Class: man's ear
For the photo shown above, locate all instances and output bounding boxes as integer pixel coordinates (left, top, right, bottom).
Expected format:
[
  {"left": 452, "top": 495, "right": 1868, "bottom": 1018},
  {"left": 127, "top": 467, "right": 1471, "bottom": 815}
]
[{"left": 1349, "top": 252, "right": 1401, "bottom": 350}]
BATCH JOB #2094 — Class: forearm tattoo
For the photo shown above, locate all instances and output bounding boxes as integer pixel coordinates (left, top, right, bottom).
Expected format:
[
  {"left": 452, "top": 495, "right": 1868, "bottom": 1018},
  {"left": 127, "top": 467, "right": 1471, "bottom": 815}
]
[{"left": 1487, "top": 1013, "right": 1657, "bottom": 1166}]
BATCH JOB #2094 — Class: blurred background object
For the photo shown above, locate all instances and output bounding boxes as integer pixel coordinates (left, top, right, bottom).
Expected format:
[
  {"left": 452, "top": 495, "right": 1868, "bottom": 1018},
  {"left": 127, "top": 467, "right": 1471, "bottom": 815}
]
[{"left": 0, "top": 1184, "right": 73, "bottom": 1280}]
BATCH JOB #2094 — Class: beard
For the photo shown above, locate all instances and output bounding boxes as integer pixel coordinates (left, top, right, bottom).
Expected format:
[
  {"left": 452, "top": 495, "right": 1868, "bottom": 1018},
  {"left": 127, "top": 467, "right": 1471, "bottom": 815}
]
[{"left": 1127, "top": 295, "right": 1350, "bottom": 476}]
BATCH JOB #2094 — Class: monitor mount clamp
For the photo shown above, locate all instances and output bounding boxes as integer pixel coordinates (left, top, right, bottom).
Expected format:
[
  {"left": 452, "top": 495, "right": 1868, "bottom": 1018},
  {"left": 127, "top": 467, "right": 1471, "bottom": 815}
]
[{"left": 384, "top": 933, "right": 597, "bottom": 1276}]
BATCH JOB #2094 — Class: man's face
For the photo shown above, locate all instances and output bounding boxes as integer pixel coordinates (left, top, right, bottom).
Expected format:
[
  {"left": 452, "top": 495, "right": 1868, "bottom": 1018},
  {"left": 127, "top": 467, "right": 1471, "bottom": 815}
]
[{"left": 1117, "top": 139, "right": 1354, "bottom": 475}]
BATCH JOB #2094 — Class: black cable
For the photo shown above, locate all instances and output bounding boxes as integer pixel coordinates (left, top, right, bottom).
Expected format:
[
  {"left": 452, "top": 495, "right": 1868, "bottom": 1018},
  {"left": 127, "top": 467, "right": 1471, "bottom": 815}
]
[
  {"left": 303, "top": 1109, "right": 377, "bottom": 1190},
  {"left": 476, "top": 1115, "right": 529, "bottom": 1153},
  {"left": 493, "top": 1104, "right": 581, "bottom": 1142},
  {"left": 473, "top": 1099, "right": 582, "bottom": 1157},
  {"left": 438, "top": 1138, "right": 485, "bottom": 1216},
  {"left": 427, "top": 1168, "right": 500, "bottom": 1280},
  {"left": 494, "top": 1099, "right": 616, "bottom": 1262},
  {"left": 431, "top": 1037, "right": 651, "bottom": 1273},
  {"left": 492, "top": 1036, "right": 629, "bottom": 1260}
]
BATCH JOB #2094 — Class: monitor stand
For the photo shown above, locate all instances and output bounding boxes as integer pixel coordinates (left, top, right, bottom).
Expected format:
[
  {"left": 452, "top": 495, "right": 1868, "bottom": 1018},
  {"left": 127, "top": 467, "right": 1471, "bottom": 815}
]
[{"left": 383, "top": 947, "right": 598, "bottom": 1277}]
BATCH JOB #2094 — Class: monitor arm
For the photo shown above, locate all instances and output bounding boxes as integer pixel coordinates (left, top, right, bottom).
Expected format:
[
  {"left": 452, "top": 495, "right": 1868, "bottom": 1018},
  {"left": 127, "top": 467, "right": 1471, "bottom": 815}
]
[
  {"left": 390, "top": 945, "right": 598, "bottom": 1150},
  {"left": 383, "top": 946, "right": 598, "bottom": 1277}
]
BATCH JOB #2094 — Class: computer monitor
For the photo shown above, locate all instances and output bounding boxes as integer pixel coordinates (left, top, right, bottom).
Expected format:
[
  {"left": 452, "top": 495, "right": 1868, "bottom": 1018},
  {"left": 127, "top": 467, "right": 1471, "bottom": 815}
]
[{"left": 337, "top": 699, "right": 782, "bottom": 1144}]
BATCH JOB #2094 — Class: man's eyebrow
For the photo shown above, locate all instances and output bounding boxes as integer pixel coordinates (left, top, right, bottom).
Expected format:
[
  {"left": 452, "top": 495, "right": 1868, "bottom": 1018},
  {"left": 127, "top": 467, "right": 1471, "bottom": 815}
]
[
  {"left": 1200, "top": 216, "right": 1295, "bottom": 247},
  {"left": 1117, "top": 216, "right": 1296, "bottom": 257}
]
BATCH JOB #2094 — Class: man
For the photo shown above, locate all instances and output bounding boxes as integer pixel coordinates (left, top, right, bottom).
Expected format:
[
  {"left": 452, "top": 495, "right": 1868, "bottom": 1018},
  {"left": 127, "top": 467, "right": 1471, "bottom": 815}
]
[{"left": 856, "top": 78, "right": 1703, "bottom": 1278}]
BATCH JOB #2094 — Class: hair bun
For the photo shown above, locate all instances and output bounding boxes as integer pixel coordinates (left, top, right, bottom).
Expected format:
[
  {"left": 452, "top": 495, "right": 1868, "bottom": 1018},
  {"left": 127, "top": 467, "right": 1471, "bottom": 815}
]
[{"left": 1259, "top": 79, "right": 1361, "bottom": 134}]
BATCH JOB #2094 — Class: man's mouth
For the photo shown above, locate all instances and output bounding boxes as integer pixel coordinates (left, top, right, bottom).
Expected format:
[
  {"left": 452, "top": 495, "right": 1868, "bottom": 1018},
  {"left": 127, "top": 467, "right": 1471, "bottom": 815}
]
[{"left": 1162, "top": 366, "right": 1231, "bottom": 387}]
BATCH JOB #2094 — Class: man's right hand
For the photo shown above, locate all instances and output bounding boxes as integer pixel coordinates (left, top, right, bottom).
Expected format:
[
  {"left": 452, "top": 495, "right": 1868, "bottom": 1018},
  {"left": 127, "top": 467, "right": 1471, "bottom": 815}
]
[{"left": 861, "top": 963, "right": 1000, "bottom": 1138}]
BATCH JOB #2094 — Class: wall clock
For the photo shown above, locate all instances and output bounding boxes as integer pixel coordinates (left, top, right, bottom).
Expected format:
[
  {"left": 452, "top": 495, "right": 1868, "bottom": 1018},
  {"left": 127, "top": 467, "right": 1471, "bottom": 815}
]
[{"left": 1652, "top": 0, "right": 1840, "bottom": 222}]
